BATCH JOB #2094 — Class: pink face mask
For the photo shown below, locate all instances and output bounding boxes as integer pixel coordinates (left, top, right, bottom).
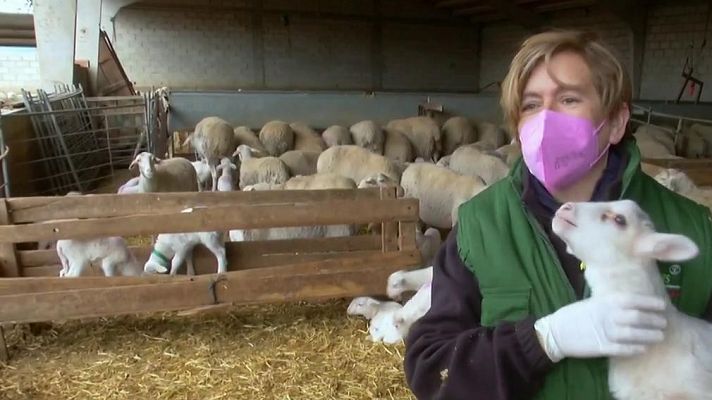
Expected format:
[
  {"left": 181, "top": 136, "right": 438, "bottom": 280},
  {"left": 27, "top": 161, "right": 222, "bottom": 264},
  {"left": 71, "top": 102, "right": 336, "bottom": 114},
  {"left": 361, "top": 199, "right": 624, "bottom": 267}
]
[{"left": 519, "top": 109, "right": 609, "bottom": 191}]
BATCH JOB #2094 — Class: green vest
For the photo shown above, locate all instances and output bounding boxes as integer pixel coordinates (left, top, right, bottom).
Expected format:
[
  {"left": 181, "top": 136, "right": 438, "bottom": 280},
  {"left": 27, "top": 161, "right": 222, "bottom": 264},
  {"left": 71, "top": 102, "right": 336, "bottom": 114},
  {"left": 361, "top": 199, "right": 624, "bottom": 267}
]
[{"left": 456, "top": 139, "right": 712, "bottom": 400}]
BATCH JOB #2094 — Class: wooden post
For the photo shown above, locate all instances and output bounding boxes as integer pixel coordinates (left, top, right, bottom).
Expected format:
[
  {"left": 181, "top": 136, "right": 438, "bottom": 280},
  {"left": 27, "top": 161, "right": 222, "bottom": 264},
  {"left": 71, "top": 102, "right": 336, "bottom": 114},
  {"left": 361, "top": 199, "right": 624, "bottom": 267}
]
[
  {"left": 0, "top": 199, "right": 19, "bottom": 277},
  {"left": 0, "top": 325, "right": 8, "bottom": 362},
  {"left": 380, "top": 186, "right": 398, "bottom": 252}
]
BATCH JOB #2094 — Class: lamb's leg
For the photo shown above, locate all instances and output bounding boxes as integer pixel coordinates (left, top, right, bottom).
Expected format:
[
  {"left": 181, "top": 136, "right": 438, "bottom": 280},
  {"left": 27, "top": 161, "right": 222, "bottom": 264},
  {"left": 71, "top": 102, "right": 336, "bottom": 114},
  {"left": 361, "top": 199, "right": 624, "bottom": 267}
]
[
  {"left": 204, "top": 239, "right": 227, "bottom": 274},
  {"left": 170, "top": 249, "right": 188, "bottom": 276},
  {"left": 66, "top": 260, "right": 89, "bottom": 277},
  {"left": 210, "top": 164, "right": 218, "bottom": 192},
  {"left": 100, "top": 259, "right": 117, "bottom": 277},
  {"left": 186, "top": 253, "right": 196, "bottom": 276}
]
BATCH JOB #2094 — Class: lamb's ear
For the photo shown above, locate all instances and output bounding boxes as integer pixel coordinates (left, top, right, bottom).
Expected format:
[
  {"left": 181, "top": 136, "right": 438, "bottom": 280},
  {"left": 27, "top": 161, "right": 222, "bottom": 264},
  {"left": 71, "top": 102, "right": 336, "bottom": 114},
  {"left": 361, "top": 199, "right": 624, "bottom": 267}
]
[{"left": 633, "top": 232, "right": 699, "bottom": 262}]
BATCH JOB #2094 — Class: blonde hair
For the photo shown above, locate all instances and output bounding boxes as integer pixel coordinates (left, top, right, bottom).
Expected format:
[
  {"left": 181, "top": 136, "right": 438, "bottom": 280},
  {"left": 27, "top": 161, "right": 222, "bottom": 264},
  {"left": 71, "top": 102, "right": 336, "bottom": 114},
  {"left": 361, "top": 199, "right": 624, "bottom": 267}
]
[{"left": 500, "top": 30, "right": 631, "bottom": 136}]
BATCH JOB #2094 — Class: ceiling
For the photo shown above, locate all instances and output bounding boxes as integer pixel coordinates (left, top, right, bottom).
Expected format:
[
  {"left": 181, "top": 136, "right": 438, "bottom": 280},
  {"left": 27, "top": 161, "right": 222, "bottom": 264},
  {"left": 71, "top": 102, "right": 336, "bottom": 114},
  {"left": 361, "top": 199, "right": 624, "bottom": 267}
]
[{"left": 425, "top": 0, "right": 598, "bottom": 24}]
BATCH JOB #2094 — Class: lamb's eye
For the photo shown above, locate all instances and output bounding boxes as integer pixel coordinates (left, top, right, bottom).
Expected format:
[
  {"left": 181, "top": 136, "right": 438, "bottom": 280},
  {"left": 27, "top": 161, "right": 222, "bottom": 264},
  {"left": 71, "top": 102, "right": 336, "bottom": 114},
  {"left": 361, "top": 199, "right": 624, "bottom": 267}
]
[{"left": 614, "top": 214, "right": 627, "bottom": 227}]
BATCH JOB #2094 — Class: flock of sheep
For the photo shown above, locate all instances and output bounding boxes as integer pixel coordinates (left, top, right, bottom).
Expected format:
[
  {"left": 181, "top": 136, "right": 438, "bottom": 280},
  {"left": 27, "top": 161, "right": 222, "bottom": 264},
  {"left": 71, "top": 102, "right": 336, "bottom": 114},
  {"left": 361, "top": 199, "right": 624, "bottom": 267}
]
[{"left": 48, "top": 112, "right": 712, "bottom": 346}]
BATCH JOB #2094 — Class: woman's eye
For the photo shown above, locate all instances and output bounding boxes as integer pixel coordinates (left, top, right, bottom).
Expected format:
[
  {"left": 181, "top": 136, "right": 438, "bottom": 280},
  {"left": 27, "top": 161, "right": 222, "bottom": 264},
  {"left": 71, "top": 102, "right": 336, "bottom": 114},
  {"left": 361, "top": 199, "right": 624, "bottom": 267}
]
[
  {"left": 562, "top": 97, "right": 580, "bottom": 105},
  {"left": 521, "top": 103, "right": 537, "bottom": 112}
]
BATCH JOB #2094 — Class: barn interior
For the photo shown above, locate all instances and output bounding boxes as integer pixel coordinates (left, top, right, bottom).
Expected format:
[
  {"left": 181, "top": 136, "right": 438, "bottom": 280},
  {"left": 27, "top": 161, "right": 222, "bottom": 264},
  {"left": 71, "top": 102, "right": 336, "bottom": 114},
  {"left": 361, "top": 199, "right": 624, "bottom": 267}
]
[{"left": 0, "top": 0, "right": 711, "bottom": 399}]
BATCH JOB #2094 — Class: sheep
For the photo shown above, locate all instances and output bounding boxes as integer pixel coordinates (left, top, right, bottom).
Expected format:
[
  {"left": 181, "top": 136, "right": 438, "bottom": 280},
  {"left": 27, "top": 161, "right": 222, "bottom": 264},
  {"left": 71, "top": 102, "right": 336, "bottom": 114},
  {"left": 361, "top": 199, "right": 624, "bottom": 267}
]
[
  {"left": 474, "top": 121, "right": 508, "bottom": 149},
  {"left": 400, "top": 163, "right": 487, "bottom": 229},
  {"left": 653, "top": 168, "right": 712, "bottom": 209},
  {"left": 416, "top": 227, "right": 442, "bottom": 267},
  {"left": 191, "top": 160, "right": 211, "bottom": 191},
  {"left": 144, "top": 229, "right": 228, "bottom": 276},
  {"left": 383, "top": 127, "right": 415, "bottom": 163},
  {"left": 676, "top": 128, "right": 709, "bottom": 159},
  {"left": 117, "top": 176, "right": 140, "bottom": 194},
  {"left": 387, "top": 266, "right": 433, "bottom": 300},
  {"left": 316, "top": 145, "right": 402, "bottom": 185},
  {"left": 234, "top": 145, "right": 290, "bottom": 190},
  {"left": 322, "top": 125, "right": 353, "bottom": 147},
  {"left": 551, "top": 199, "right": 712, "bottom": 400},
  {"left": 441, "top": 116, "right": 476, "bottom": 156},
  {"left": 259, "top": 120, "right": 295, "bottom": 157},
  {"left": 349, "top": 120, "right": 385, "bottom": 155},
  {"left": 290, "top": 121, "right": 326, "bottom": 153},
  {"left": 347, "top": 297, "right": 394, "bottom": 320},
  {"left": 216, "top": 157, "right": 237, "bottom": 192},
  {"left": 435, "top": 155, "right": 451, "bottom": 168},
  {"left": 357, "top": 173, "right": 403, "bottom": 197},
  {"left": 129, "top": 152, "right": 199, "bottom": 193},
  {"left": 449, "top": 144, "right": 510, "bottom": 185},
  {"left": 57, "top": 236, "right": 142, "bottom": 277},
  {"left": 495, "top": 142, "right": 522, "bottom": 168},
  {"left": 233, "top": 126, "right": 268, "bottom": 156},
  {"left": 370, "top": 283, "right": 432, "bottom": 344},
  {"left": 185, "top": 116, "right": 237, "bottom": 191},
  {"left": 278, "top": 150, "right": 320, "bottom": 177},
  {"left": 386, "top": 117, "right": 440, "bottom": 161},
  {"left": 636, "top": 136, "right": 680, "bottom": 159}
]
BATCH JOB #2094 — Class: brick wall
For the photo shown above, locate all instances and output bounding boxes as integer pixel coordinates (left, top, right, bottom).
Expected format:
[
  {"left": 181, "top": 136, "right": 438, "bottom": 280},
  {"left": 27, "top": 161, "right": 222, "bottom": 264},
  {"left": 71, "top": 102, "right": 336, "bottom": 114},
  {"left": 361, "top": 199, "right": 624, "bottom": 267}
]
[
  {"left": 0, "top": 46, "right": 41, "bottom": 93},
  {"left": 112, "top": 0, "right": 479, "bottom": 91}
]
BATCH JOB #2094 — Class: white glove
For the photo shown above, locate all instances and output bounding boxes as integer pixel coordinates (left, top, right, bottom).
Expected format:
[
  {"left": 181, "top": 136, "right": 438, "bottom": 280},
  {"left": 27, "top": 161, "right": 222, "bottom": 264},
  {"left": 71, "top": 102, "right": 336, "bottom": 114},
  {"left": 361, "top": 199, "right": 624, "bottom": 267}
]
[{"left": 534, "top": 294, "right": 668, "bottom": 362}]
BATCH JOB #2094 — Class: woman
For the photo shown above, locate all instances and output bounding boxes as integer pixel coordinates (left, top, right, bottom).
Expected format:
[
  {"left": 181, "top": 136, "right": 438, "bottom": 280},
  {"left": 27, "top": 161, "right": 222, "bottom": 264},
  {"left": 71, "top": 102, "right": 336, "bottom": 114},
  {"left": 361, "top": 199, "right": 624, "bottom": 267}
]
[{"left": 404, "top": 30, "right": 712, "bottom": 400}]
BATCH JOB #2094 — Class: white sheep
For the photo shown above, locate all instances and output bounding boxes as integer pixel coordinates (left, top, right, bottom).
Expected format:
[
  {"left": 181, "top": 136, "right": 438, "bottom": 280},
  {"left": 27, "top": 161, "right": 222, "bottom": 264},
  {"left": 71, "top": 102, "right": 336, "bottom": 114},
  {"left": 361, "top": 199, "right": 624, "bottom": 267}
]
[
  {"left": 383, "top": 127, "right": 415, "bottom": 163},
  {"left": 653, "top": 168, "right": 712, "bottom": 209},
  {"left": 677, "top": 128, "right": 709, "bottom": 159},
  {"left": 400, "top": 163, "right": 487, "bottom": 229},
  {"left": 191, "top": 160, "right": 212, "bottom": 191},
  {"left": 449, "top": 144, "right": 510, "bottom": 185},
  {"left": 495, "top": 142, "right": 522, "bottom": 168},
  {"left": 551, "top": 199, "right": 712, "bottom": 400},
  {"left": 57, "top": 236, "right": 142, "bottom": 277},
  {"left": 322, "top": 125, "right": 353, "bottom": 147},
  {"left": 370, "top": 283, "right": 432, "bottom": 344},
  {"left": 347, "top": 296, "right": 397, "bottom": 320},
  {"left": 416, "top": 227, "right": 441, "bottom": 267},
  {"left": 234, "top": 145, "right": 290, "bottom": 190},
  {"left": 117, "top": 176, "right": 140, "bottom": 194},
  {"left": 317, "top": 145, "right": 402, "bottom": 185},
  {"left": 474, "top": 121, "right": 508, "bottom": 149},
  {"left": 185, "top": 116, "right": 237, "bottom": 191},
  {"left": 441, "top": 116, "right": 476, "bottom": 156},
  {"left": 234, "top": 126, "right": 268, "bottom": 156},
  {"left": 278, "top": 150, "right": 320, "bottom": 177},
  {"left": 129, "top": 152, "right": 199, "bottom": 193},
  {"left": 634, "top": 124, "right": 676, "bottom": 155},
  {"left": 290, "top": 121, "right": 326, "bottom": 153},
  {"left": 216, "top": 157, "right": 237, "bottom": 192},
  {"left": 350, "top": 120, "right": 385, "bottom": 155},
  {"left": 357, "top": 172, "right": 404, "bottom": 197},
  {"left": 386, "top": 117, "right": 440, "bottom": 161},
  {"left": 144, "top": 230, "right": 227, "bottom": 275},
  {"left": 259, "top": 120, "right": 295, "bottom": 157},
  {"left": 387, "top": 266, "right": 433, "bottom": 300}
]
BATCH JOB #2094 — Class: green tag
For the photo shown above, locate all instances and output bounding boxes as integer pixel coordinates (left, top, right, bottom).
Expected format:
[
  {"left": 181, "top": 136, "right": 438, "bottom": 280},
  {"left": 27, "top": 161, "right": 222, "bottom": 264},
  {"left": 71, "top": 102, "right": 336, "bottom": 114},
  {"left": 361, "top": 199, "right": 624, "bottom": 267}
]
[{"left": 659, "top": 262, "right": 683, "bottom": 306}]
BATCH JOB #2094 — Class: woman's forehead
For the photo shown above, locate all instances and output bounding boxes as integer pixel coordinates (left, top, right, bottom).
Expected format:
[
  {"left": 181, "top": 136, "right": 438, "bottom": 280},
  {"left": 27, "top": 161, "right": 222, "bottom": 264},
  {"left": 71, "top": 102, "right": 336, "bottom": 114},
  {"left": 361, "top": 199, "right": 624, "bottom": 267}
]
[{"left": 524, "top": 51, "right": 594, "bottom": 94}]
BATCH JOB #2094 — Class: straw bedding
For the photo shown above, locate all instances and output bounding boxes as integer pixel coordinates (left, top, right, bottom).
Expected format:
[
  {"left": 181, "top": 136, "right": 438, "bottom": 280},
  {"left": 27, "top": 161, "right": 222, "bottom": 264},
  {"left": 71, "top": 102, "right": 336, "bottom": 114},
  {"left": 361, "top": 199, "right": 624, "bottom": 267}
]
[{"left": 0, "top": 300, "right": 414, "bottom": 399}]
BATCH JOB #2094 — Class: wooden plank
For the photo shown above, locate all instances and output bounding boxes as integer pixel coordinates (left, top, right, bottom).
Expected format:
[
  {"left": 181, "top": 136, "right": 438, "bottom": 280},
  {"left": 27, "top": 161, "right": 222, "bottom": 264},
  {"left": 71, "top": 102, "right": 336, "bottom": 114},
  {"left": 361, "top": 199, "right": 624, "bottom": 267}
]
[
  {"left": 18, "top": 235, "right": 381, "bottom": 268},
  {"left": 0, "top": 199, "right": 418, "bottom": 243},
  {"left": 0, "top": 326, "right": 7, "bottom": 362},
  {"left": 380, "top": 187, "right": 398, "bottom": 252},
  {"left": 0, "top": 279, "right": 215, "bottom": 324},
  {"left": 0, "top": 199, "right": 19, "bottom": 277},
  {"left": 0, "top": 274, "right": 199, "bottom": 296},
  {"left": 0, "top": 251, "right": 419, "bottom": 324},
  {"left": 215, "top": 252, "right": 420, "bottom": 304},
  {"left": 642, "top": 158, "right": 712, "bottom": 186},
  {"left": 399, "top": 221, "right": 418, "bottom": 252},
  {"left": 9, "top": 189, "right": 383, "bottom": 223}
]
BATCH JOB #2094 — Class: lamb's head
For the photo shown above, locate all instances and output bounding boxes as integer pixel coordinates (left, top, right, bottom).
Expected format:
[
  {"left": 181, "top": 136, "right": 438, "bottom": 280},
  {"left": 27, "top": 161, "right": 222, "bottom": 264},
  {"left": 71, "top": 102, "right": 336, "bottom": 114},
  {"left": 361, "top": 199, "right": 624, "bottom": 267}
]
[
  {"left": 357, "top": 173, "right": 404, "bottom": 197},
  {"left": 654, "top": 168, "right": 696, "bottom": 194},
  {"left": 233, "top": 144, "right": 256, "bottom": 162},
  {"left": 347, "top": 296, "right": 381, "bottom": 319},
  {"left": 387, "top": 270, "right": 409, "bottom": 300},
  {"left": 216, "top": 157, "right": 237, "bottom": 174},
  {"left": 129, "top": 152, "right": 159, "bottom": 179},
  {"left": 552, "top": 200, "right": 699, "bottom": 269}
]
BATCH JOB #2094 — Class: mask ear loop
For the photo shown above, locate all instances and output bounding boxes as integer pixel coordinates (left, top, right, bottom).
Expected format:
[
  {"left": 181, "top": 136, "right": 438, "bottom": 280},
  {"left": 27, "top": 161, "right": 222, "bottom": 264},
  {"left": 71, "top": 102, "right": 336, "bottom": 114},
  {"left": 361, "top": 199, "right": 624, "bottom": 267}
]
[{"left": 588, "top": 119, "right": 610, "bottom": 167}]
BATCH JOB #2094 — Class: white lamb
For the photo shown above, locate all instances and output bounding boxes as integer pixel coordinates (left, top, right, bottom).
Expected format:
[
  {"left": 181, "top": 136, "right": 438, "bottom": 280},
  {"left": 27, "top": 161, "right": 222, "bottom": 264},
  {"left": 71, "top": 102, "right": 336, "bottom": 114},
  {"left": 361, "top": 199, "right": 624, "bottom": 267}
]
[
  {"left": 387, "top": 266, "right": 433, "bottom": 300},
  {"left": 57, "top": 236, "right": 142, "bottom": 277},
  {"left": 441, "top": 116, "right": 476, "bottom": 156},
  {"left": 400, "top": 163, "right": 487, "bottom": 229},
  {"left": 370, "top": 283, "right": 432, "bottom": 344},
  {"left": 216, "top": 157, "right": 237, "bottom": 192},
  {"left": 347, "top": 297, "right": 399, "bottom": 320},
  {"left": 144, "top": 229, "right": 228, "bottom": 275},
  {"left": 117, "top": 176, "right": 140, "bottom": 194},
  {"left": 129, "top": 152, "right": 199, "bottom": 193},
  {"left": 654, "top": 168, "right": 712, "bottom": 209},
  {"left": 551, "top": 199, "right": 712, "bottom": 400}
]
